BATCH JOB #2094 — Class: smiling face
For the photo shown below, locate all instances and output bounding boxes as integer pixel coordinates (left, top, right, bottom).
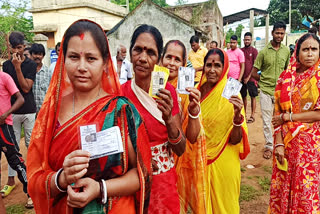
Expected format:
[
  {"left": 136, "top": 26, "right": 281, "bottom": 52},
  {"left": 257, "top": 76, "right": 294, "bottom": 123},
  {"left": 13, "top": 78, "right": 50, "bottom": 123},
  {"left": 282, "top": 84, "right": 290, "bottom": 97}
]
[
  {"left": 64, "top": 31, "right": 107, "bottom": 92},
  {"left": 161, "top": 42, "right": 184, "bottom": 80},
  {"left": 204, "top": 53, "right": 224, "bottom": 85},
  {"left": 298, "top": 37, "right": 320, "bottom": 71},
  {"left": 31, "top": 52, "right": 44, "bottom": 65},
  {"left": 131, "top": 32, "right": 159, "bottom": 80}
]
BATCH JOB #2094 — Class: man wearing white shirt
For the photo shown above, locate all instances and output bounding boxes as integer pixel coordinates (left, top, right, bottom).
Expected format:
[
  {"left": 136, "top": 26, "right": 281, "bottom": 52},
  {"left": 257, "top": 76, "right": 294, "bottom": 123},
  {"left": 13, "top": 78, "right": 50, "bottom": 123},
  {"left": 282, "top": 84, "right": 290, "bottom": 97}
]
[{"left": 112, "top": 45, "right": 133, "bottom": 85}]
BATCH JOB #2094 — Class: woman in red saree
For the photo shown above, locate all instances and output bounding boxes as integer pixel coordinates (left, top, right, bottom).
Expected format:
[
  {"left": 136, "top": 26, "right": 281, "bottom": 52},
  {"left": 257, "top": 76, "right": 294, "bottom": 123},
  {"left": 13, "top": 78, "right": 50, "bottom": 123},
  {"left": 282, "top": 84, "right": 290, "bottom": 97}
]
[
  {"left": 160, "top": 40, "right": 207, "bottom": 214},
  {"left": 121, "top": 25, "right": 186, "bottom": 213},
  {"left": 270, "top": 33, "right": 320, "bottom": 213},
  {"left": 27, "top": 20, "right": 152, "bottom": 214}
]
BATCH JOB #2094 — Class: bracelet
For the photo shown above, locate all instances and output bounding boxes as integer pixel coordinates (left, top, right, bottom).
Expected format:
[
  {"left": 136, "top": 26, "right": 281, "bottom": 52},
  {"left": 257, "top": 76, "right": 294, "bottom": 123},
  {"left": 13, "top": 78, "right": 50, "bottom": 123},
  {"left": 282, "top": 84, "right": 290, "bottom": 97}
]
[
  {"left": 274, "top": 143, "right": 285, "bottom": 148},
  {"left": 233, "top": 114, "right": 244, "bottom": 127},
  {"left": 289, "top": 112, "right": 293, "bottom": 122},
  {"left": 101, "top": 179, "right": 107, "bottom": 204},
  {"left": 188, "top": 107, "right": 201, "bottom": 119},
  {"left": 280, "top": 113, "right": 285, "bottom": 122},
  {"left": 55, "top": 168, "right": 67, "bottom": 192},
  {"left": 168, "top": 129, "right": 182, "bottom": 145}
]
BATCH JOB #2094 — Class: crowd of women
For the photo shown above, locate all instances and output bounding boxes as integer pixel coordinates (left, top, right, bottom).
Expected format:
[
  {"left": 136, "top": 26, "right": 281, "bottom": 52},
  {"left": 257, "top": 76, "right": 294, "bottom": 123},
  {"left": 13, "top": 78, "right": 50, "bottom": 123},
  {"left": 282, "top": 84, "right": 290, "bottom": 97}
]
[{"left": 24, "top": 19, "right": 320, "bottom": 214}]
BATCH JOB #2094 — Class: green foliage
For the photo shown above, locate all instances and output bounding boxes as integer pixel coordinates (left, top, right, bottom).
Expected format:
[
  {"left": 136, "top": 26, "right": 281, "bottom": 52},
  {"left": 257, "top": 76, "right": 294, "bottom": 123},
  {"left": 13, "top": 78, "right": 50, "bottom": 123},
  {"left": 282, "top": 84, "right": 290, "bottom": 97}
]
[
  {"left": 262, "top": 165, "right": 273, "bottom": 174},
  {"left": 258, "top": 176, "right": 271, "bottom": 192},
  {"left": 266, "top": 0, "right": 320, "bottom": 31},
  {"left": 239, "top": 184, "right": 260, "bottom": 202},
  {"left": 225, "top": 24, "right": 244, "bottom": 46},
  {"left": 0, "top": 0, "right": 34, "bottom": 57},
  {"left": 111, "top": 0, "right": 168, "bottom": 12}
]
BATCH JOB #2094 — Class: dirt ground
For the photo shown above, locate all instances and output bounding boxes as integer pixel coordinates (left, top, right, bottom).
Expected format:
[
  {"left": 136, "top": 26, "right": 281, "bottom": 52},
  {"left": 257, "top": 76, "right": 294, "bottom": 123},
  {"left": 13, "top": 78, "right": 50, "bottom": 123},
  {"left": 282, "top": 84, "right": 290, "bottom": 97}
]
[{"left": 1, "top": 100, "right": 272, "bottom": 214}]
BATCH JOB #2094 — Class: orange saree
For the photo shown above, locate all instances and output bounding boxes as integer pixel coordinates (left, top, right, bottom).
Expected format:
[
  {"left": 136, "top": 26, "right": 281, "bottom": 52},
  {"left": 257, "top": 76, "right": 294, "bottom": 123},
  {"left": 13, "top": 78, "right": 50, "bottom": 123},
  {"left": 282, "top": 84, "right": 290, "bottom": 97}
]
[
  {"left": 27, "top": 20, "right": 152, "bottom": 214},
  {"left": 169, "top": 77, "right": 207, "bottom": 214}
]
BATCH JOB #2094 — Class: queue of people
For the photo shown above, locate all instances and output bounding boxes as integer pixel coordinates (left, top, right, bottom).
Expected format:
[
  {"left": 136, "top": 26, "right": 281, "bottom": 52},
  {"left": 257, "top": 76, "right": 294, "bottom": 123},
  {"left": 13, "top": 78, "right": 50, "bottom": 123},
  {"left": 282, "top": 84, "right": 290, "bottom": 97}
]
[{"left": 0, "top": 18, "right": 319, "bottom": 214}]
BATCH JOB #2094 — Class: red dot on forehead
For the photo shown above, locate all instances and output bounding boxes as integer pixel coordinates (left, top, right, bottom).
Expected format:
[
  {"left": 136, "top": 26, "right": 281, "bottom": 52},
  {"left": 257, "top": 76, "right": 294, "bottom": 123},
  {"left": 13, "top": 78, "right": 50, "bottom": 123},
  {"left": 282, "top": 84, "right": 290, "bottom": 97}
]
[{"left": 79, "top": 33, "right": 85, "bottom": 40}]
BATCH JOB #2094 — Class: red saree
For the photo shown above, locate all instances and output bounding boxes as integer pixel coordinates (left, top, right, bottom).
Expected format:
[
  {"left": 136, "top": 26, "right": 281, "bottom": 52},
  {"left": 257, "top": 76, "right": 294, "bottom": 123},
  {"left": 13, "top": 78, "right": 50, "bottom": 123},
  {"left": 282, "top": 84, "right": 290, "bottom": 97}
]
[
  {"left": 121, "top": 80, "right": 181, "bottom": 214},
  {"left": 27, "top": 20, "right": 152, "bottom": 214},
  {"left": 269, "top": 54, "right": 320, "bottom": 213}
]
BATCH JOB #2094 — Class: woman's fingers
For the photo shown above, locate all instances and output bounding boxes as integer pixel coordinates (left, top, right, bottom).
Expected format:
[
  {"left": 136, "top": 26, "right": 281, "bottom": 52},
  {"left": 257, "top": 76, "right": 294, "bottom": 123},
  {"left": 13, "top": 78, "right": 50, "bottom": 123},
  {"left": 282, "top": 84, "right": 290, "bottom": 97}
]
[{"left": 65, "top": 168, "right": 88, "bottom": 184}]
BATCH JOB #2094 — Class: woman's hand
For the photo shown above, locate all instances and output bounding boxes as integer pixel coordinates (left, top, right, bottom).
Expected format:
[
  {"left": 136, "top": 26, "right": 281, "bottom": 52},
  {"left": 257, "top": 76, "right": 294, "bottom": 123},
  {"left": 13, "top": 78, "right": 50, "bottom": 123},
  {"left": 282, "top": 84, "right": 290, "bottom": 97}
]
[
  {"left": 67, "top": 177, "right": 100, "bottom": 208},
  {"left": 60, "top": 150, "right": 91, "bottom": 189},
  {"left": 156, "top": 89, "right": 173, "bottom": 123},
  {"left": 275, "top": 145, "right": 285, "bottom": 165},
  {"left": 272, "top": 114, "right": 285, "bottom": 127},
  {"left": 229, "top": 95, "right": 243, "bottom": 120},
  {"left": 186, "top": 87, "right": 201, "bottom": 116}
]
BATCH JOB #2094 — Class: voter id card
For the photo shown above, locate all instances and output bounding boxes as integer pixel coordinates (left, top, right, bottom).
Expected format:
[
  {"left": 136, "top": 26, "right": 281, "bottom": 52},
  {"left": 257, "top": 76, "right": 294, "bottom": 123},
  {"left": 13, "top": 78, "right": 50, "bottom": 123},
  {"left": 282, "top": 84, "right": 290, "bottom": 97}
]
[
  {"left": 222, "top": 77, "right": 243, "bottom": 99},
  {"left": 177, "top": 67, "right": 195, "bottom": 94},
  {"left": 80, "top": 125, "right": 124, "bottom": 159}
]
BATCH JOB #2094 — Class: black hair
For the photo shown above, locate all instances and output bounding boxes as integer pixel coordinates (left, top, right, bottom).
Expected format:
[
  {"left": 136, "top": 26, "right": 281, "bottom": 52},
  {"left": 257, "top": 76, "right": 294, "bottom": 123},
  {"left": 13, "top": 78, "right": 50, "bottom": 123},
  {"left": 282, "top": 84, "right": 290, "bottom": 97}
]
[
  {"left": 63, "top": 20, "right": 109, "bottom": 61},
  {"left": 24, "top": 47, "right": 31, "bottom": 52},
  {"left": 296, "top": 33, "right": 320, "bottom": 60},
  {"left": 273, "top": 21, "right": 286, "bottom": 31},
  {"left": 162, "top": 40, "right": 187, "bottom": 65},
  {"left": 211, "top": 41, "right": 218, "bottom": 46},
  {"left": 55, "top": 42, "right": 61, "bottom": 52},
  {"left": 204, "top": 48, "right": 225, "bottom": 67},
  {"left": 244, "top": 32, "right": 252, "bottom": 37},
  {"left": 130, "top": 24, "right": 163, "bottom": 62},
  {"left": 9, "top": 31, "right": 25, "bottom": 48},
  {"left": 308, "top": 27, "right": 318, "bottom": 35},
  {"left": 189, "top": 35, "right": 199, "bottom": 44},
  {"left": 30, "top": 43, "right": 46, "bottom": 56},
  {"left": 230, "top": 35, "right": 238, "bottom": 41}
]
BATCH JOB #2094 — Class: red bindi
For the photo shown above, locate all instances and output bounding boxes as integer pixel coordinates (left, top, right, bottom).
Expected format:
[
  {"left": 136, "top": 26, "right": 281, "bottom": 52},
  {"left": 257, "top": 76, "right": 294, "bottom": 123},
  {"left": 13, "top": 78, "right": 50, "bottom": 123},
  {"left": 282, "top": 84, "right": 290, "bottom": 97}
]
[{"left": 79, "top": 33, "right": 85, "bottom": 40}]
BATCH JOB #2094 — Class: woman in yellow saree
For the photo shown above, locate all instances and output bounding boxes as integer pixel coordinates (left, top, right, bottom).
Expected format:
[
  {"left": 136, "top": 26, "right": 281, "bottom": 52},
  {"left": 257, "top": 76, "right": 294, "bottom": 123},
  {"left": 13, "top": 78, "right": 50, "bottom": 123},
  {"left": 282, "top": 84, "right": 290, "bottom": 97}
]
[
  {"left": 161, "top": 40, "right": 206, "bottom": 213},
  {"left": 27, "top": 20, "right": 152, "bottom": 214},
  {"left": 198, "top": 48, "right": 250, "bottom": 214}
]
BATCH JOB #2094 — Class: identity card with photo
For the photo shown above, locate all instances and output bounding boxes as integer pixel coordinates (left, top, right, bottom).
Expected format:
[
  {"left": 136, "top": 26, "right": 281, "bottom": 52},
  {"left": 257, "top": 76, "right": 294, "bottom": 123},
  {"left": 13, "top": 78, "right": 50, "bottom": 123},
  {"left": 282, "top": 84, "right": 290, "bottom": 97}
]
[
  {"left": 177, "top": 67, "right": 195, "bottom": 94},
  {"left": 149, "top": 65, "right": 169, "bottom": 98},
  {"left": 222, "top": 77, "right": 243, "bottom": 100},
  {"left": 80, "top": 125, "right": 124, "bottom": 160}
]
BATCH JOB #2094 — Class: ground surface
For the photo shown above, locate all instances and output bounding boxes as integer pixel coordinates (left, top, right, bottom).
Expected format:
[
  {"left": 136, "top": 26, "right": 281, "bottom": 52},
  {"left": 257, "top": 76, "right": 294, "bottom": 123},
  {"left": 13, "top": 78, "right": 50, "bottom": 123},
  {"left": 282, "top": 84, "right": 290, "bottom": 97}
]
[{"left": 1, "top": 99, "right": 272, "bottom": 214}]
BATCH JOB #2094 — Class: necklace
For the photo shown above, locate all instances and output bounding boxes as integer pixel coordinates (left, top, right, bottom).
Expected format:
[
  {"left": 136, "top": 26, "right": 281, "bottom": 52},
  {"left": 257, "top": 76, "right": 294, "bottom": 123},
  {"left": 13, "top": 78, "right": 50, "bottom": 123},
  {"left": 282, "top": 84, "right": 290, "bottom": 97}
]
[{"left": 72, "top": 88, "right": 101, "bottom": 116}]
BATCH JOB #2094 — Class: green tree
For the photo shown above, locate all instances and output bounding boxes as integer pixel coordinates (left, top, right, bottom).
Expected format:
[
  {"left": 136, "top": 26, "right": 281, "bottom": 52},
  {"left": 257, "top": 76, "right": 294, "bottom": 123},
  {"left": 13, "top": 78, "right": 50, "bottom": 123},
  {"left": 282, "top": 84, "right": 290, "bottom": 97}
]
[
  {"left": 111, "top": 0, "right": 168, "bottom": 12},
  {"left": 0, "top": 0, "right": 34, "bottom": 56},
  {"left": 266, "top": 0, "right": 320, "bottom": 31},
  {"left": 225, "top": 24, "right": 244, "bottom": 46}
]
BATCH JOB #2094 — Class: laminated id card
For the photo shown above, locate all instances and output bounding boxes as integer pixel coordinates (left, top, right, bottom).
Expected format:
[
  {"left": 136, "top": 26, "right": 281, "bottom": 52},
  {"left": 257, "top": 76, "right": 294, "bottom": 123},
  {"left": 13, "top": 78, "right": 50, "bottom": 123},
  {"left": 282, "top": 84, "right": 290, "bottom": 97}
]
[
  {"left": 177, "top": 67, "right": 195, "bottom": 94},
  {"left": 80, "top": 125, "right": 124, "bottom": 159},
  {"left": 149, "top": 65, "right": 169, "bottom": 98},
  {"left": 222, "top": 77, "right": 243, "bottom": 99}
]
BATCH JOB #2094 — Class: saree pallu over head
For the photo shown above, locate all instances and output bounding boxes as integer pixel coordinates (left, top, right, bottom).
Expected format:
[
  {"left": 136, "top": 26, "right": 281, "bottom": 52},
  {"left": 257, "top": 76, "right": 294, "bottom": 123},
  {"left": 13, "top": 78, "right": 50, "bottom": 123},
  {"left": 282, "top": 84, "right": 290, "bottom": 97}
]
[
  {"left": 274, "top": 54, "right": 320, "bottom": 147},
  {"left": 26, "top": 19, "right": 152, "bottom": 214},
  {"left": 198, "top": 49, "right": 250, "bottom": 163},
  {"left": 168, "top": 78, "right": 207, "bottom": 214}
]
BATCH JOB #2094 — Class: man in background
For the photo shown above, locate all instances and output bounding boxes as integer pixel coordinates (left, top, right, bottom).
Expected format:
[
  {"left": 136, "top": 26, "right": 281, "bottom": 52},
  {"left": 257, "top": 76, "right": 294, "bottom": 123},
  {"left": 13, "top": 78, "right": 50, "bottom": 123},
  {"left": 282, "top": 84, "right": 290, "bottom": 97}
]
[
  {"left": 112, "top": 45, "right": 133, "bottom": 85},
  {"left": 226, "top": 35, "right": 245, "bottom": 81},
  {"left": 49, "top": 42, "right": 60, "bottom": 75},
  {"left": 251, "top": 21, "right": 290, "bottom": 159},
  {"left": 240, "top": 32, "right": 258, "bottom": 124},
  {"left": 188, "top": 35, "right": 208, "bottom": 84}
]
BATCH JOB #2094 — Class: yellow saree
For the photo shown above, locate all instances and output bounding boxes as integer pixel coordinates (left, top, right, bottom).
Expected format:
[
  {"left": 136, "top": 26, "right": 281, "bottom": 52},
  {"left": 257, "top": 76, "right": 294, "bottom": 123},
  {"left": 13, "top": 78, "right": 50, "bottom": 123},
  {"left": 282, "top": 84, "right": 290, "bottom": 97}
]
[
  {"left": 169, "top": 77, "right": 207, "bottom": 214},
  {"left": 198, "top": 49, "right": 250, "bottom": 214}
]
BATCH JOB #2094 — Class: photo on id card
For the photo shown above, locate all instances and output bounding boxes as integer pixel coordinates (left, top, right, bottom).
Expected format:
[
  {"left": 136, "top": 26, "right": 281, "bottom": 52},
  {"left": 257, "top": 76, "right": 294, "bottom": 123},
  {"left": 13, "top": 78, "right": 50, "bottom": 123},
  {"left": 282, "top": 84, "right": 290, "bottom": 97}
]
[
  {"left": 222, "top": 77, "right": 243, "bottom": 99},
  {"left": 177, "top": 67, "right": 195, "bottom": 94}
]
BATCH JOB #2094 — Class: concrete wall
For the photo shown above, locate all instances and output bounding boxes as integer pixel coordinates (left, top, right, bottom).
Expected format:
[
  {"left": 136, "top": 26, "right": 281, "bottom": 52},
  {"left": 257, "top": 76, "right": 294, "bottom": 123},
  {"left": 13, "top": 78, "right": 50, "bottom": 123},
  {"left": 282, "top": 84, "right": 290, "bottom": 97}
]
[
  {"left": 107, "top": 1, "right": 197, "bottom": 57},
  {"left": 31, "top": 0, "right": 127, "bottom": 47},
  {"left": 167, "top": 0, "right": 224, "bottom": 47}
]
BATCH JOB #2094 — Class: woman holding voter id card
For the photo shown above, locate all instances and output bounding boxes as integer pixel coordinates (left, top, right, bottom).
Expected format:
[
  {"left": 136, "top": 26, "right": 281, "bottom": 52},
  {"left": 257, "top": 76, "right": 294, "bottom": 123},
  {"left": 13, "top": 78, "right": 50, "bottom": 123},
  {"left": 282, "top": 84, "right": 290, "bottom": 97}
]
[
  {"left": 27, "top": 20, "right": 152, "bottom": 214},
  {"left": 269, "top": 33, "right": 320, "bottom": 213},
  {"left": 121, "top": 25, "right": 186, "bottom": 214},
  {"left": 161, "top": 40, "right": 206, "bottom": 214},
  {"left": 199, "top": 48, "right": 250, "bottom": 214}
]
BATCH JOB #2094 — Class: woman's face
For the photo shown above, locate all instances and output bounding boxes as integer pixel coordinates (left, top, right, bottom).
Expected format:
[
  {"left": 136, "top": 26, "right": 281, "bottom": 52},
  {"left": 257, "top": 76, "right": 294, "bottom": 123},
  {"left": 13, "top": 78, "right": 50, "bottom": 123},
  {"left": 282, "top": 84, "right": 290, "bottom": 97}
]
[
  {"left": 65, "top": 32, "right": 106, "bottom": 92},
  {"left": 204, "top": 53, "right": 224, "bottom": 85},
  {"left": 131, "top": 33, "right": 159, "bottom": 80},
  {"left": 298, "top": 37, "right": 320, "bottom": 69},
  {"left": 161, "top": 43, "right": 184, "bottom": 80}
]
